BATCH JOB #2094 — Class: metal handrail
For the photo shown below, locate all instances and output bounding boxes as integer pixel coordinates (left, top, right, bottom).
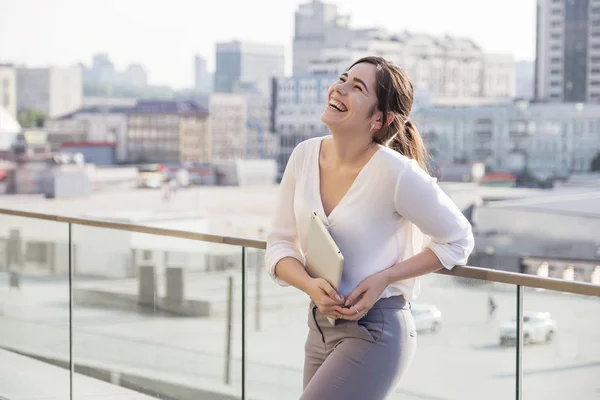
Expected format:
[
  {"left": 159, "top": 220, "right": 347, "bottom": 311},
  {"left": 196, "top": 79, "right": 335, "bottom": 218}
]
[{"left": 1, "top": 207, "right": 599, "bottom": 297}]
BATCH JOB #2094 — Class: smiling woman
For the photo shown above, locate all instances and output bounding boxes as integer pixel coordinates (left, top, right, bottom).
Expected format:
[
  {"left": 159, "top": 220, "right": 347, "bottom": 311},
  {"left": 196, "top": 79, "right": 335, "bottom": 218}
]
[{"left": 265, "top": 56, "right": 474, "bottom": 400}]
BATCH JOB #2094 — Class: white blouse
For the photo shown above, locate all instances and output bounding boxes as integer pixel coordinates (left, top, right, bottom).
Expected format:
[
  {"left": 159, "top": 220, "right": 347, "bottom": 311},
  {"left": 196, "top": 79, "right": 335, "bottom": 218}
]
[{"left": 265, "top": 136, "right": 474, "bottom": 301}]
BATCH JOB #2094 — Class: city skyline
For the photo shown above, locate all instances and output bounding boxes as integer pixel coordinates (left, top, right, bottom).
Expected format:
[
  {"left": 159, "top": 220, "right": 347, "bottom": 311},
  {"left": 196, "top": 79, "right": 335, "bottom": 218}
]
[{"left": 1, "top": 0, "right": 536, "bottom": 88}]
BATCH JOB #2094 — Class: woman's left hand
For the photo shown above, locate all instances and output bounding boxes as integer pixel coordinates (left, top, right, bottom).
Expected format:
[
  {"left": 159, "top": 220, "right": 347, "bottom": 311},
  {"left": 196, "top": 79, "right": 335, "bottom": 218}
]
[{"left": 333, "top": 270, "right": 390, "bottom": 321}]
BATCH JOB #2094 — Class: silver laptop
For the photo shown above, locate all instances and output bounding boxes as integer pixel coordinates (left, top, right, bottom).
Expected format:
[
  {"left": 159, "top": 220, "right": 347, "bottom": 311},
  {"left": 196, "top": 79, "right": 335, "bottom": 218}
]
[{"left": 305, "top": 211, "right": 344, "bottom": 325}]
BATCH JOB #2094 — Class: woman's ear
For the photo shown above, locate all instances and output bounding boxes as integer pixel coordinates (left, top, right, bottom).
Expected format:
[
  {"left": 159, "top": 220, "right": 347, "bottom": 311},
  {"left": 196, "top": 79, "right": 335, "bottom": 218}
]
[{"left": 385, "top": 113, "right": 395, "bottom": 128}]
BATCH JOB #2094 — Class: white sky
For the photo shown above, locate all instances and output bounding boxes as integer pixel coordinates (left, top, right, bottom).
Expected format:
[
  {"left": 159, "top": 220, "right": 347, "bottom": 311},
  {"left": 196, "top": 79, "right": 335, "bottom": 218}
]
[{"left": 0, "top": 0, "right": 537, "bottom": 89}]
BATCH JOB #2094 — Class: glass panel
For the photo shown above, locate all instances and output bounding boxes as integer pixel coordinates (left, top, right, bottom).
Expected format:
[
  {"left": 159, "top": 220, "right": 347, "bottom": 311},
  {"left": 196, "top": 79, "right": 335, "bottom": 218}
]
[
  {"left": 248, "top": 269, "right": 518, "bottom": 399},
  {"left": 245, "top": 247, "right": 307, "bottom": 399},
  {"left": 0, "top": 214, "right": 70, "bottom": 399},
  {"left": 399, "top": 274, "right": 516, "bottom": 400},
  {"left": 71, "top": 224, "right": 243, "bottom": 399},
  {"left": 523, "top": 288, "right": 600, "bottom": 399}
]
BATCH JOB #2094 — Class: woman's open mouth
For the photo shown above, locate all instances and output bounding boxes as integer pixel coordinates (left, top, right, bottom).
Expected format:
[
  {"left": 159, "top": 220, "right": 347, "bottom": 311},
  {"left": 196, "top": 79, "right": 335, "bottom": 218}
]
[{"left": 328, "top": 98, "right": 347, "bottom": 112}]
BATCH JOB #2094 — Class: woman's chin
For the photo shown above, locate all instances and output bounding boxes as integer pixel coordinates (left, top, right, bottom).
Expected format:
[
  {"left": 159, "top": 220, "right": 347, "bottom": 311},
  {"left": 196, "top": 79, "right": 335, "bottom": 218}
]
[{"left": 320, "top": 109, "right": 344, "bottom": 127}]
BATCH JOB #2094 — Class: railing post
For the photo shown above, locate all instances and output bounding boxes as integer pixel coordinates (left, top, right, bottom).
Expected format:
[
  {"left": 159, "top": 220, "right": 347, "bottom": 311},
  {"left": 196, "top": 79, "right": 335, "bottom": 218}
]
[
  {"left": 242, "top": 246, "right": 247, "bottom": 400},
  {"left": 255, "top": 250, "right": 261, "bottom": 332},
  {"left": 68, "top": 223, "right": 74, "bottom": 400},
  {"left": 516, "top": 285, "right": 523, "bottom": 400},
  {"left": 225, "top": 275, "right": 233, "bottom": 385}
]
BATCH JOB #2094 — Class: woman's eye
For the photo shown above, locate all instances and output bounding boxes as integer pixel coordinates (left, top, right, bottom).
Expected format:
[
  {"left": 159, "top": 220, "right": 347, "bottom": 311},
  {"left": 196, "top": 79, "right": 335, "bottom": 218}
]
[{"left": 355, "top": 85, "right": 363, "bottom": 92}]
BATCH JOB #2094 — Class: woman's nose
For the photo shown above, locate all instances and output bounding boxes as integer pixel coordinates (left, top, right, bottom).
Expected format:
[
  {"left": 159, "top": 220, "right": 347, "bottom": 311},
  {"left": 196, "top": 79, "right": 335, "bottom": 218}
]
[{"left": 335, "top": 83, "right": 347, "bottom": 96}]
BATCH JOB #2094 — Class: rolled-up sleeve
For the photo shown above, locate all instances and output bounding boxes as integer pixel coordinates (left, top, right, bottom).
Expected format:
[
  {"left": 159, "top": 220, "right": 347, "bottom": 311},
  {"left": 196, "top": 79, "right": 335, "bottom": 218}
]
[
  {"left": 394, "top": 160, "right": 474, "bottom": 269},
  {"left": 265, "top": 146, "right": 304, "bottom": 285}
]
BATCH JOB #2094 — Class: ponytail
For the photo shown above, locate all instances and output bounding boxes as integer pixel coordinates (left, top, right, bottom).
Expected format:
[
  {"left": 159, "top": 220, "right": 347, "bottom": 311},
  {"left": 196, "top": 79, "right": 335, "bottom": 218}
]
[{"left": 386, "top": 118, "right": 430, "bottom": 174}]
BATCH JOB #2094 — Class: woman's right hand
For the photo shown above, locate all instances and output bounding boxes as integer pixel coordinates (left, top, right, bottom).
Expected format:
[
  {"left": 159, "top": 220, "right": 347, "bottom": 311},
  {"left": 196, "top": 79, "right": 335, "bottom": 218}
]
[{"left": 306, "top": 278, "right": 345, "bottom": 319}]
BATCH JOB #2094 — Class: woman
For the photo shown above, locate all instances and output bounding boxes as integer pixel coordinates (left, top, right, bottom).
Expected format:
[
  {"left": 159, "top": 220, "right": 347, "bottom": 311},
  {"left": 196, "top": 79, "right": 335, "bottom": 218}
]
[{"left": 265, "top": 56, "right": 474, "bottom": 400}]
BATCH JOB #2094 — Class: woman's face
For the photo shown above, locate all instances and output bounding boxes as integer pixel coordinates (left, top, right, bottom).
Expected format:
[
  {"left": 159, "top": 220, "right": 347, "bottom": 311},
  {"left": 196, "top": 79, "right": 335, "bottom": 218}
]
[{"left": 321, "top": 62, "right": 381, "bottom": 134}]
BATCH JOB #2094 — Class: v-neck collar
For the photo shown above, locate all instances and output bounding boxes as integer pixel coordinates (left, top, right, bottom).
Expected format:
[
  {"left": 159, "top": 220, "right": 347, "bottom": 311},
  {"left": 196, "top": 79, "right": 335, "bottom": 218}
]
[{"left": 315, "top": 136, "right": 382, "bottom": 223}]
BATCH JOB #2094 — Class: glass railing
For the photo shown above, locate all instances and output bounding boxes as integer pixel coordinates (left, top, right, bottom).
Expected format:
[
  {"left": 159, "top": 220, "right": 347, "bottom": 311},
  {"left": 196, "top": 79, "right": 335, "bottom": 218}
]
[{"left": 0, "top": 208, "right": 598, "bottom": 400}]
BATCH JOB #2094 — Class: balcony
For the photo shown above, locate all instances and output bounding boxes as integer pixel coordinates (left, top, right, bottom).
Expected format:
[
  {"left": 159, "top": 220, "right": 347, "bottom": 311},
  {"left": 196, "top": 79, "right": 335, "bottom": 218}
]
[{"left": 0, "top": 208, "right": 598, "bottom": 400}]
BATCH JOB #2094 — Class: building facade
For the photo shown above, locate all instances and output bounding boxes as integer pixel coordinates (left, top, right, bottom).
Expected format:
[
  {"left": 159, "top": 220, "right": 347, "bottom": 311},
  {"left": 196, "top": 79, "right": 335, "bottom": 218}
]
[
  {"left": 535, "top": 0, "right": 600, "bottom": 103},
  {"left": 194, "top": 55, "right": 212, "bottom": 93},
  {"left": 214, "top": 41, "right": 285, "bottom": 95},
  {"left": 126, "top": 101, "right": 210, "bottom": 164},
  {"left": 293, "top": 1, "right": 515, "bottom": 105},
  {"left": 516, "top": 60, "right": 535, "bottom": 100},
  {"left": 16, "top": 66, "right": 83, "bottom": 118},
  {"left": 243, "top": 93, "right": 278, "bottom": 159},
  {"left": 293, "top": 0, "right": 351, "bottom": 75},
  {"left": 272, "top": 74, "right": 334, "bottom": 174},
  {"left": 413, "top": 101, "right": 600, "bottom": 177},
  {"left": 0, "top": 65, "right": 17, "bottom": 119},
  {"left": 201, "top": 94, "right": 247, "bottom": 161},
  {"left": 45, "top": 106, "right": 131, "bottom": 162}
]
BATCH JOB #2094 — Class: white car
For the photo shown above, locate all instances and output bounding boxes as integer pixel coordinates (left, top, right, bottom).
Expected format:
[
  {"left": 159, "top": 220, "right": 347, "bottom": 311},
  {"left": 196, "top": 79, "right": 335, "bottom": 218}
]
[
  {"left": 499, "top": 311, "right": 557, "bottom": 346},
  {"left": 411, "top": 304, "right": 442, "bottom": 333}
]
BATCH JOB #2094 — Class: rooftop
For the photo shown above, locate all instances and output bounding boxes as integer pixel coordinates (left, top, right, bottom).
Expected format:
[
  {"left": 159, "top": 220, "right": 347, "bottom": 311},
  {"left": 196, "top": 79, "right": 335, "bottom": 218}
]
[
  {"left": 129, "top": 100, "right": 209, "bottom": 116},
  {"left": 55, "top": 105, "right": 133, "bottom": 120},
  {"left": 486, "top": 190, "right": 600, "bottom": 218}
]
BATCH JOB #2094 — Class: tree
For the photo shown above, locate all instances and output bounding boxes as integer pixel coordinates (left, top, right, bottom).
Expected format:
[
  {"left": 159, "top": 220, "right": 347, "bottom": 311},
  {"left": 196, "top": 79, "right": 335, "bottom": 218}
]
[
  {"left": 17, "top": 109, "right": 46, "bottom": 128},
  {"left": 591, "top": 152, "right": 600, "bottom": 172}
]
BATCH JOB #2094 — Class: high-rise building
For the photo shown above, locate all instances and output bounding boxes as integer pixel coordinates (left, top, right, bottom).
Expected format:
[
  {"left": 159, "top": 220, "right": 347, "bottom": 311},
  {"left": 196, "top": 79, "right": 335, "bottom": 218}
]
[
  {"left": 0, "top": 64, "right": 17, "bottom": 119},
  {"left": 535, "top": 0, "right": 600, "bottom": 103},
  {"left": 16, "top": 66, "right": 83, "bottom": 118},
  {"left": 516, "top": 60, "right": 535, "bottom": 100},
  {"left": 214, "top": 41, "right": 285, "bottom": 95},
  {"left": 272, "top": 74, "right": 334, "bottom": 174},
  {"left": 293, "top": 0, "right": 351, "bottom": 75},
  {"left": 194, "top": 55, "right": 211, "bottom": 93}
]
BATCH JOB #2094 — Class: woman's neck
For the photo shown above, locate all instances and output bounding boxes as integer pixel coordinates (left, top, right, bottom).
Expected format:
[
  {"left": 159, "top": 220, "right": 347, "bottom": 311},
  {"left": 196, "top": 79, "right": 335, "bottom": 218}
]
[{"left": 326, "top": 132, "right": 378, "bottom": 168}]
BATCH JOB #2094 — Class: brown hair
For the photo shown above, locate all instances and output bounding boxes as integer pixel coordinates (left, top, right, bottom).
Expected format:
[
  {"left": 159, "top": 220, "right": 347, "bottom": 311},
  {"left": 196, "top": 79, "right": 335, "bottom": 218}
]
[{"left": 349, "top": 56, "right": 430, "bottom": 173}]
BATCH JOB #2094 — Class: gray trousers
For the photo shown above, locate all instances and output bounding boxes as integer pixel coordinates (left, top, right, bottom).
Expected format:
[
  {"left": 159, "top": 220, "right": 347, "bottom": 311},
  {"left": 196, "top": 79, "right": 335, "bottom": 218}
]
[{"left": 302, "top": 296, "right": 417, "bottom": 400}]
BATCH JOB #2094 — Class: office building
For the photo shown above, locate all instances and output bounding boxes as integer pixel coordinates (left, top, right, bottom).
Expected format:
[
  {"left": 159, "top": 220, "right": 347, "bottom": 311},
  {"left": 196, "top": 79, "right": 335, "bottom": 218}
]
[
  {"left": 413, "top": 101, "right": 600, "bottom": 176},
  {"left": 535, "top": 0, "right": 600, "bottom": 102},
  {"left": 214, "top": 41, "right": 285, "bottom": 95},
  {"left": 126, "top": 100, "right": 210, "bottom": 164},
  {"left": 194, "top": 55, "right": 212, "bottom": 93},
  {"left": 46, "top": 106, "right": 131, "bottom": 162},
  {"left": 16, "top": 66, "right": 83, "bottom": 118}
]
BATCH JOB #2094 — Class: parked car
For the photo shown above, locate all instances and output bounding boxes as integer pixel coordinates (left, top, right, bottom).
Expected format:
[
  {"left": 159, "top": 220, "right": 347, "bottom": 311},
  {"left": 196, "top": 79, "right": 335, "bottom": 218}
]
[
  {"left": 411, "top": 303, "right": 442, "bottom": 333},
  {"left": 499, "top": 311, "right": 557, "bottom": 346},
  {"left": 137, "top": 164, "right": 166, "bottom": 189}
]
